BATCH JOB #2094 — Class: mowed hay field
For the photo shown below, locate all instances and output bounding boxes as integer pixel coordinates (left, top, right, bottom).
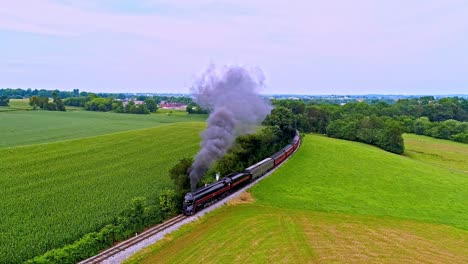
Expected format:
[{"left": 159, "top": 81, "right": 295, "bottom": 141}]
[
  {"left": 127, "top": 134, "right": 468, "bottom": 264},
  {"left": 0, "top": 122, "right": 205, "bottom": 263},
  {"left": 0, "top": 110, "right": 206, "bottom": 148},
  {"left": 403, "top": 133, "right": 468, "bottom": 172},
  {"left": 0, "top": 98, "right": 31, "bottom": 112}
]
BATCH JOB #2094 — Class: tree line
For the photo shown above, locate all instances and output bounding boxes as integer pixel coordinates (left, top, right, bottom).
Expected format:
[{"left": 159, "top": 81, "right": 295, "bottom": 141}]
[
  {"left": 1, "top": 88, "right": 212, "bottom": 114},
  {"left": 1, "top": 88, "right": 132, "bottom": 100},
  {"left": 61, "top": 94, "right": 158, "bottom": 114},
  {"left": 0, "top": 96, "right": 9, "bottom": 106},
  {"left": 407, "top": 117, "right": 468, "bottom": 143},
  {"left": 83, "top": 97, "right": 157, "bottom": 114},
  {"left": 29, "top": 92, "right": 66, "bottom": 111},
  {"left": 269, "top": 97, "right": 468, "bottom": 148},
  {"left": 1, "top": 88, "right": 80, "bottom": 99},
  {"left": 186, "top": 102, "right": 208, "bottom": 114},
  {"left": 71, "top": 94, "right": 207, "bottom": 115},
  {"left": 1, "top": 88, "right": 194, "bottom": 103}
]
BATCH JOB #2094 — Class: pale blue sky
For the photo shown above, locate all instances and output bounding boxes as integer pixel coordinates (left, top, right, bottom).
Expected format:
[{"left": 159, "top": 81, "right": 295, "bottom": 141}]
[{"left": 1, "top": 0, "right": 467, "bottom": 94}]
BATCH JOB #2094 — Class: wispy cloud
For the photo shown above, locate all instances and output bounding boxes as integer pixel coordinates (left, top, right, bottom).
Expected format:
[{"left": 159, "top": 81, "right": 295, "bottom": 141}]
[
  {"left": 1, "top": 0, "right": 468, "bottom": 94},
  {"left": 4, "top": 1, "right": 466, "bottom": 56}
]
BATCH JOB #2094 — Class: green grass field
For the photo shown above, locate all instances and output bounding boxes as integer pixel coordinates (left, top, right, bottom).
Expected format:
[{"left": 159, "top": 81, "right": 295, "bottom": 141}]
[
  {"left": 127, "top": 134, "right": 468, "bottom": 263},
  {"left": 251, "top": 135, "right": 468, "bottom": 229},
  {"left": 0, "top": 98, "right": 32, "bottom": 112},
  {"left": 0, "top": 122, "right": 205, "bottom": 263},
  {"left": 0, "top": 110, "right": 207, "bottom": 148},
  {"left": 128, "top": 205, "right": 468, "bottom": 264},
  {"left": 404, "top": 133, "right": 468, "bottom": 172}
]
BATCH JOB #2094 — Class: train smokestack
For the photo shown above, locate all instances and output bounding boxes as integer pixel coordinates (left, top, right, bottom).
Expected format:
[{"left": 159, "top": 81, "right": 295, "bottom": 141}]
[{"left": 189, "top": 64, "right": 272, "bottom": 190}]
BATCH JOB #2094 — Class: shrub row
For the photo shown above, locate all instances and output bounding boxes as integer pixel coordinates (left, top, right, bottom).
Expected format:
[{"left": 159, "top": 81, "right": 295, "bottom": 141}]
[
  {"left": 326, "top": 115, "right": 404, "bottom": 154},
  {"left": 399, "top": 117, "right": 468, "bottom": 143}
]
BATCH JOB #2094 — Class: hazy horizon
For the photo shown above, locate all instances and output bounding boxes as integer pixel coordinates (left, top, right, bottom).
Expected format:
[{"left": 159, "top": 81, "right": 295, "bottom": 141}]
[
  {"left": 1, "top": 1, "right": 468, "bottom": 95},
  {"left": 4, "top": 87, "right": 467, "bottom": 97}
]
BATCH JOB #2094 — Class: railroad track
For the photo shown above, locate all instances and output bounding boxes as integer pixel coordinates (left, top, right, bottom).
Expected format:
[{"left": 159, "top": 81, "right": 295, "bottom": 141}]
[
  {"left": 81, "top": 138, "right": 301, "bottom": 263},
  {"left": 79, "top": 214, "right": 187, "bottom": 264}
]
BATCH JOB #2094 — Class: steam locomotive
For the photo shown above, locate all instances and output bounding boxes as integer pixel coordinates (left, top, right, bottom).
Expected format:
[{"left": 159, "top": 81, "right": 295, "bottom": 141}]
[{"left": 183, "top": 130, "right": 300, "bottom": 215}]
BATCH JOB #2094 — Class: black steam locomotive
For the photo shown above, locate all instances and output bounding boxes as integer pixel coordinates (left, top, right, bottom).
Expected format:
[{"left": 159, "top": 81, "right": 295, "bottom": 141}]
[{"left": 183, "top": 131, "right": 300, "bottom": 215}]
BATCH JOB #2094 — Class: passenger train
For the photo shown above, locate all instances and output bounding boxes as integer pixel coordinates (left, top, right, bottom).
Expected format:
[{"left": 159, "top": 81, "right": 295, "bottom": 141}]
[{"left": 183, "top": 131, "right": 300, "bottom": 215}]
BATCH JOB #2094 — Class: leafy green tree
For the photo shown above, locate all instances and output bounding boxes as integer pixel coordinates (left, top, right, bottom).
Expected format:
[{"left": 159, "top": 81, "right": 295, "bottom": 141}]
[
  {"left": 424, "top": 119, "right": 467, "bottom": 140},
  {"left": 355, "top": 116, "right": 384, "bottom": 144},
  {"left": 64, "top": 97, "right": 88, "bottom": 107},
  {"left": 87, "top": 93, "right": 98, "bottom": 99},
  {"left": 114, "top": 104, "right": 125, "bottom": 113},
  {"left": 413, "top": 117, "right": 432, "bottom": 135},
  {"left": 305, "top": 105, "right": 329, "bottom": 133},
  {"left": 213, "top": 153, "right": 245, "bottom": 178},
  {"left": 262, "top": 106, "right": 296, "bottom": 138},
  {"left": 395, "top": 115, "right": 415, "bottom": 133},
  {"left": 452, "top": 132, "right": 468, "bottom": 143},
  {"left": 29, "top": 96, "right": 39, "bottom": 110},
  {"left": 326, "top": 117, "right": 360, "bottom": 141},
  {"left": 413, "top": 117, "right": 427, "bottom": 134},
  {"left": 38, "top": 97, "right": 48, "bottom": 109},
  {"left": 52, "top": 93, "right": 66, "bottom": 111},
  {"left": 159, "top": 189, "right": 178, "bottom": 217},
  {"left": 375, "top": 121, "right": 404, "bottom": 154},
  {"left": 144, "top": 98, "right": 158, "bottom": 112},
  {"left": 169, "top": 157, "right": 193, "bottom": 204},
  {"left": 341, "top": 102, "right": 373, "bottom": 116},
  {"left": 186, "top": 102, "right": 208, "bottom": 114},
  {"left": 134, "top": 104, "right": 150, "bottom": 114},
  {"left": 271, "top": 99, "right": 306, "bottom": 114},
  {"left": 124, "top": 100, "right": 134, "bottom": 113},
  {"left": 0, "top": 96, "right": 10, "bottom": 106},
  {"left": 186, "top": 104, "right": 194, "bottom": 114},
  {"left": 118, "top": 197, "right": 146, "bottom": 231},
  {"left": 111, "top": 101, "right": 122, "bottom": 111},
  {"left": 45, "top": 101, "right": 57, "bottom": 111},
  {"left": 85, "top": 98, "right": 114, "bottom": 112},
  {"left": 28, "top": 96, "right": 64, "bottom": 111}
]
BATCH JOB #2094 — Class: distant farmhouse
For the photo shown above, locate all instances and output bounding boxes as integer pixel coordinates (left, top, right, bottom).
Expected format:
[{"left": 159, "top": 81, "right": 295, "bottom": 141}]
[{"left": 159, "top": 101, "right": 187, "bottom": 110}]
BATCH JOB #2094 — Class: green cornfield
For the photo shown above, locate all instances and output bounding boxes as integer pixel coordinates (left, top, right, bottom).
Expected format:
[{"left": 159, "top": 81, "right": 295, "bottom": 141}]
[
  {"left": 0, "top": 109, "right": 206, "bottom": 148},
  {"left": 0, "top": 122, "right": 205, "bottom": 263}
]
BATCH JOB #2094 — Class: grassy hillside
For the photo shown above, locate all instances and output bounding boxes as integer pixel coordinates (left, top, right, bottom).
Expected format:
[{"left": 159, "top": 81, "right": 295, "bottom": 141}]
[
  {"left": 0, "top": 122, "right": 204, "bottom": 263},
  {"left": 252, "top": 135, "right": 468, "bottom": 229},
  {"left": 404, "top": 133, "right": 468, "bottom": 172},
  {"left": 127, "top": 134, "right": 468, "bottom": 263},
  {"left": 0, "top": 110, "right": 206, "bottom": 148}
]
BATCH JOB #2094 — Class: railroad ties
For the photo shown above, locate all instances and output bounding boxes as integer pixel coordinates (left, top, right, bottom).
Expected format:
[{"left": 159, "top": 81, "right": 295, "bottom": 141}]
[{"left": 79, "top": 214, "right": 187, "bottom": 264}]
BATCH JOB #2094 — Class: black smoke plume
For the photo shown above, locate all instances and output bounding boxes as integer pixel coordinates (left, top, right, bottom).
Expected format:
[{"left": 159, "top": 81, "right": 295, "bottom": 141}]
[{"left": 189, "top": 64, "right": 272, "bottom": 190}]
